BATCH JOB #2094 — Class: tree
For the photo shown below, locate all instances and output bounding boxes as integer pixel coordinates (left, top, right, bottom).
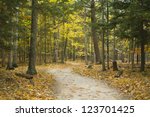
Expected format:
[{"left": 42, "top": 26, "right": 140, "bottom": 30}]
[
  {"left": 106, "top": 0, "right": 110, "bottom": 69},
  {"left": 12, "top": 10, "right": 19, "bottom": 68},
  {"left": 111, "top": 0, "right": 150, "bottom": 71},
  {"left": 101, "top": 0, "right": 106, "bottom": 71},
  {"left": 27, "top": 0, "right": 38, "bottom": 75},
  {"left": 91, "top": 0, "right": 101, "bottom": 64},
  {"left": 6, "top": 36, "right": 14, "bottom": 70}
]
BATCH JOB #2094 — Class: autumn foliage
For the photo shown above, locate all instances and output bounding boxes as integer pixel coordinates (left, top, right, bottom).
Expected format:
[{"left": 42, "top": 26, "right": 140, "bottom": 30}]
[
  {"left": 73, "top": 64, "right": 150, "bottom": 100},
  {"left": 0, "top": 66, "right": 55, "bottom": 100}
]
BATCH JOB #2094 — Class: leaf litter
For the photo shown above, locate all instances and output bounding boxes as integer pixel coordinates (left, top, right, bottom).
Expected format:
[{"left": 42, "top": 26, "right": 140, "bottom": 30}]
[
  {"left": 0, "top": 66, "right": 55, "bottom": 100},
  {"left": 73, "top": 64, "right": 150, "bottom": 100}
]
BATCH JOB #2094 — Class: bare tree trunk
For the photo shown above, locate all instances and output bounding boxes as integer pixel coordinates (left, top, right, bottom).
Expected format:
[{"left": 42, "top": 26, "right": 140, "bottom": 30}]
[
  {"left": 12, "top": 11, "right": 19, "bottom": 68},
  {"left": 72, "top": 40, "right": 76, "bottom": 61},
  {"left": 106, "top": 0, "right": 110, "bottom": 69},
  {"left": 84, "top": 9, "right": 88, "bottom": 65},
  {"left": 52, "top": 18, "right": 58, "bottom": 63},
  {"left": 112, "top": 29, "right": 118, "bottom": 71},
  {"left": 90, "top": 38, "right": 94, "bottom": 63},
  {"left": 13, "top": 37, "right": 18, "bottom": 67},
  {"left": 61, "top": 22, "right": 65, "bottom": 63},
  {"left": 91, "top": 0, "right": 101, "bottom": 64},
  {"left": 44, "top": 15, "right": 47, "bottom": 64},
  {"left": 53, "top": 32, "right": 58, "bottom": 63},
  {"left": 27, "top": 0, "right": 38, "bottom": 75},
  {"left": 49, "top": 30, "right": 53, "bottom": 63},
  {"left": 140, "top": 22, "right": 145, "bottom": 72},
  {"left": 140, "top": 1, "right": 145, "bottom": 72},
  {"left": 6, "top": 37, "right": 14, "bottom": 70},
  {"left": 63, "top": 30, "right": 68, "bottom": 62},
  {"left": 137, "top": 53, "right": 139, "bottom": 65},
  {"left": 38, "top": 14, "right": 42, "bottom": 64},
  {"left": 131, "top": 38, "right": 135, "bottom": 70},
  {"left": 101, "top": 0, "right": 106, "bottom": 71},
  {"left": 1, "top": 49, "right": 5, "bottom": 67},
  {"left": 7, "top": 49, "right": 13, "bottom": 70}
]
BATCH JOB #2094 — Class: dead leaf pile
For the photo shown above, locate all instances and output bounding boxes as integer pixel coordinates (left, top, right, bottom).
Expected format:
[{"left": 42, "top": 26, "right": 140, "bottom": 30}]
[
  {"left": 73, "top": 65, "right": 150, "bottom": 100},
  {"left": 0, "top": 66, "right": 55, "bottom": 100}
]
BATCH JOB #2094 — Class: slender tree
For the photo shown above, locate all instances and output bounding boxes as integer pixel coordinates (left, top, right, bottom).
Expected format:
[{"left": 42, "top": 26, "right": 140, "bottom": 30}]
[
  {"left": 106, "top": 0, "right": 110, "bottom": 69},
  {"left": 101, "top": 0, "right": 106, "bottom": 71},
  {"left": 91, "top": 0, "right": 101, "bottom": 64},
  {"left": 12, "top": 11, "right": 19, "bottom": 68},
  {"left": 27, "top": 0, "right": 38, "bottom": 75}
]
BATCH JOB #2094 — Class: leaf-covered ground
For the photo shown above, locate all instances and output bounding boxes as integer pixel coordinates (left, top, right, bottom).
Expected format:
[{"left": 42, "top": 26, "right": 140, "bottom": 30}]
[
  {"left": 1, "top": 63, "right": 149, "bottom": 100},
  {"left": 0, "top": 66, "right": 55, "bottom": 100},
  {"left": 73, "top": 63, "right": 150, "bottom": 100}
]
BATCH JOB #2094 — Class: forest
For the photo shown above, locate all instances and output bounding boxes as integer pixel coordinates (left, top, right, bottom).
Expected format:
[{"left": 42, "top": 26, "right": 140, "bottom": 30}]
[{"left": 0, "top": 0, "right": 150, "bottom": 100}]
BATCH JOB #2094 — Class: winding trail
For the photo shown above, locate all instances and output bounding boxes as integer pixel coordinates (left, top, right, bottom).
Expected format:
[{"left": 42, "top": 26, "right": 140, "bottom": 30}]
[{"left": 48, "top": 68, "right": 127, "bottom": 100}]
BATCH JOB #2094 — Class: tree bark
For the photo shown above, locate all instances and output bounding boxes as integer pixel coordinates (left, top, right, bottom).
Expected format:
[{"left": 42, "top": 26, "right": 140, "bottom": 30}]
[
  {"left": 72, "top": 41, "right": 76, "bottom": 61},
  {"left": 106, "top": 0, "right": 110, "bottom": 69},
  {"left": 131, "top": 38, "right": 135, "bottom": 70},
  {"left": 27, "top": 0, "right": 38, "bottom": 75},
  {"left": 44, "top": 15, "right": 47, "bottom": 64},
  {"left": 140, "top": 0, "right": 145, "bottom": 72},
  {"left": 63, "top": 37, "right": 68, "bottom": 62},
  {"left": 53, "top": 18, "right": 58, "bottom": 63},
  {"left": 6, "top": 37, "right": 14, "bottom": 70},
  {"left": 61, "top": 22, "right": 65, "bottom": 63},
  {"left": 84, "top": 9, "right": 88, "bottom": 65},
  {"left": 12, "top": 36, "right": 18, "bottom": 67},
  {"left": 140, "top": 23, "right": 145, "bottom": 72},
  {"left": 112, "top": 29, "right": 118, "bottom": 71},
  {"left": 1, "top": 49, "right": 5, "bottom": 67},
  {"left": 91, "top": 0, "right": 101, "bottom": 64},
  {"left": 12, "top": 11, "right": 19, "bottom": 68},
  {"left": 101, "top": 0, "right": 106, "bottom": 71}
]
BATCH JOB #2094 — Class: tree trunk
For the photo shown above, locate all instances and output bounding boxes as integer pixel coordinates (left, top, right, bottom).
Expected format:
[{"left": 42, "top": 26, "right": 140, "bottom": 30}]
[
  {"left": 53, "top": 18, "right": 58, "bottom": 63},
  {"left": 12, "top": 36, "right": 18, "bottom": 67},
  {"left": 12, "top": 11, "right": 19, "bottom": 68},
  {"left": 44, "top": 15, "right": 47, "bottom": 64},
  {"left": 84, "top": 9, "right": 88, "bottom": 65},
  {"left": 91, "top": 0, "right": 101, "bottom": 64},
  {"left": 49, "top": 30, "right": 53, "bottom": 63},
  {"left": 112, "top": 29, "right": 118, "bottom": 71},
  {"left": 6, "top": 37, "right": 14, "bottom": 70},
  {"left": 63, "top": 37, "right": 68, "bottom": 62},
  {"left": 106, "top": 0, "right": 110, "bottom": 69},
  {"left": 113, "top": 61, "right": 118, "bottom": 71},
  {"left": 140, "top": 0, "right": 145, "bottom": 72},
  {"left": 1, "top": 49, "right": 5, "bottom": 67},
  {"left": 137, "top": 53, "right": 139, "bottom": 65},
  {"left": 101, "top": 0, "right": 106, "bottom": 71},
  {"left": 7, "top": 49, "right": 13, "bottom": 70},
  {"left": 72, "top": 45, "right": 76, "bottom": 61},
  {"left": 140, "top": 30, "right": 145, "bottom": 71},
  {"left": 131, "top": 38, "right": 135, "bottom": 70},
  {"left": 27, "top": 0, "right": 38, "bottom": 75},
  {"left": 61, "top": 22, "right": 65, "bottom": 63}
]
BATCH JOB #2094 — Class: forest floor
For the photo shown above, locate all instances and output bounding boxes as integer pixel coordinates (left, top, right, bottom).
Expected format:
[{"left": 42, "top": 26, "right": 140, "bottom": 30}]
[
  {"left": 0, "top": 66, "right": 55, "bottom": 100},
  {"left": 72, "top": 62, "right": 150, "bottom": 100},
  {"left": 0, "top": 62, "right": 150, "bottom": 100},
  {"left": 47, "top": 67, "right": 127, "bottom": 100}
]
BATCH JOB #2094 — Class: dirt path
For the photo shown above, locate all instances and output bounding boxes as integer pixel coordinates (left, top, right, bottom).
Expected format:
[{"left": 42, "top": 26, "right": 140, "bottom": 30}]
[{"left": 48, "top": 68, "right": 127, "bottom": 100}]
